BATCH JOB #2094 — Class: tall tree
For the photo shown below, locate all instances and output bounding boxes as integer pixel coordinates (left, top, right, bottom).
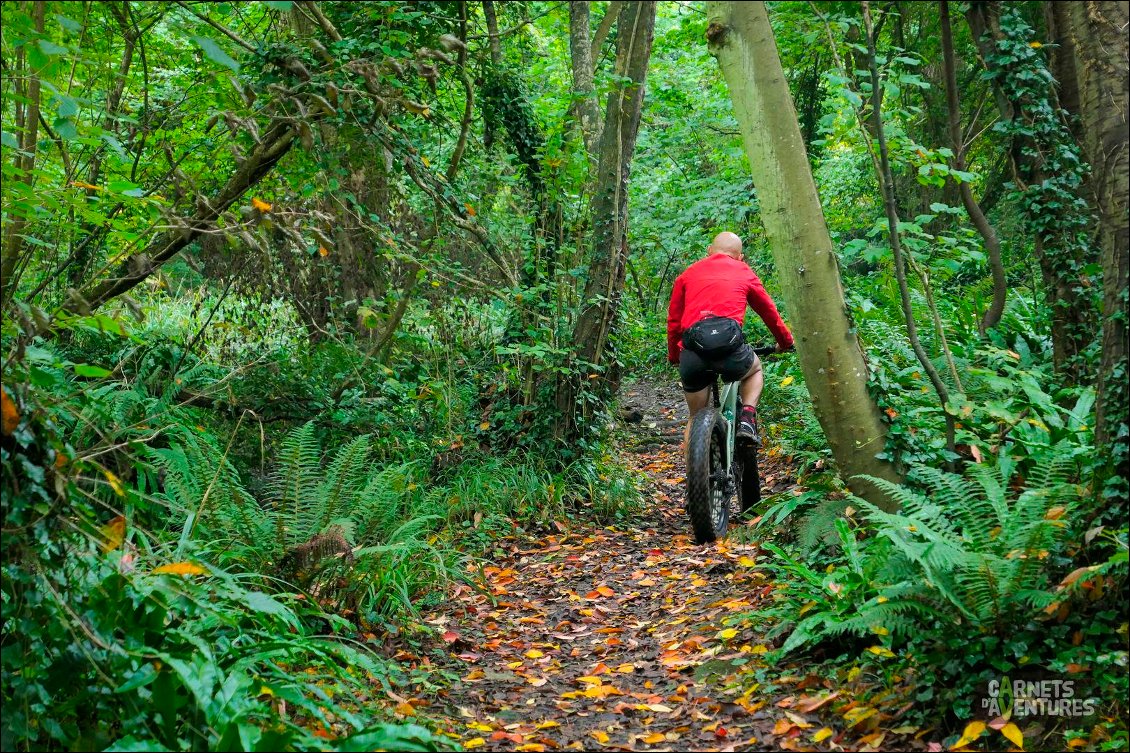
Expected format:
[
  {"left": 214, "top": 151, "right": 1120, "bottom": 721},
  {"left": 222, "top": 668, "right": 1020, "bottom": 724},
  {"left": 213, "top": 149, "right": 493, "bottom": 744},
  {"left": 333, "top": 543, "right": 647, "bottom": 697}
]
[
  {"left": 0, "top": 0, "right": 45, "bottom": 309},
  {"left": 966, "top": 2, "right": 1098, "bottom": 382},
  {"left": 559, "top": 0, "right": 656, "bottom": 437},
  {"left": 705, "top": 0, "right": 902, "bottom": 509},
  {"left": 569, "top": 2, "right": 603, "bottom": 159},
  {"left": 1057, "top": 1, "right": 1129, "bottom": 503},
  {"left": 940, "top": 0, "right": 1007, "bottom": 334}
]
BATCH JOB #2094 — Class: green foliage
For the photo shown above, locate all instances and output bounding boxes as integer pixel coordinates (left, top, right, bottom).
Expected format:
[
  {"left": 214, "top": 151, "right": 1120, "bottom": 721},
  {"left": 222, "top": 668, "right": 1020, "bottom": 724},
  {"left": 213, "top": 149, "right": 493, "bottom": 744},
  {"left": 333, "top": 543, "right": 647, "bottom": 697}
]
[{"left": 1, "top": 376, "right": 441, "bottom": 752}]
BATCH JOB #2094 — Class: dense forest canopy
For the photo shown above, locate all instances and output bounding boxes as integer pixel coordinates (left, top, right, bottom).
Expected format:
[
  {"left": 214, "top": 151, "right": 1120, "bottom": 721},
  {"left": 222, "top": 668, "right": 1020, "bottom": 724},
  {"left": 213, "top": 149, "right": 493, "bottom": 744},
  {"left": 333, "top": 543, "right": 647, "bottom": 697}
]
[{"left": 1, "top": 1, "right": 1127, "bottom": 751}]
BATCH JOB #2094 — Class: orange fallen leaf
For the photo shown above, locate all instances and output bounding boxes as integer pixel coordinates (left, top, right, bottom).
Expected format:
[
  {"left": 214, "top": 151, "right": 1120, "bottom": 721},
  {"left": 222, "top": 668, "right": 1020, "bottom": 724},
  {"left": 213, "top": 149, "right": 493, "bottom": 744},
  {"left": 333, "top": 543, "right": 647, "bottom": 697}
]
[
  {"left": 1, "top": 387, "right": 18, "bottom": 435},
  {"left": 773, "top": 719, "right": 797, "bottom": 735},
  {"left": 251, "top": 197, "right": 272, "bottom": 212},
  {"left": 100, "top": 515, "right": 126, "bottom": 552},
  {"left": 152, "top": 561, "right": 207, "bottom": 576},
  {"left": 642, "top": 732, "right": 665, "bottom": 744},
  {"left": 491, "top": 731, "right": 523, "bottom": 743}
]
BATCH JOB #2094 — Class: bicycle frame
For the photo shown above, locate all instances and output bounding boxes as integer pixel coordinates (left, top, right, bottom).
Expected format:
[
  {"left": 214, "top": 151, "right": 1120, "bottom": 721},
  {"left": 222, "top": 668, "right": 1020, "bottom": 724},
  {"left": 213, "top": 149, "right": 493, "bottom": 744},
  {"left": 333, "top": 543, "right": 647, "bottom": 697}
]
[{"left": 713, "top": 378, "right": 741, "bottom": 479}]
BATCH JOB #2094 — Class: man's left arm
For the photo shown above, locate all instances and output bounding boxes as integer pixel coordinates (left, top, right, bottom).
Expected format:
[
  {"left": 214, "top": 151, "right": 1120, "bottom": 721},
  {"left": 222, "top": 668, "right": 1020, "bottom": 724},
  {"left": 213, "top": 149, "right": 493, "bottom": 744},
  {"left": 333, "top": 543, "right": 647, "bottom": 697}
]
[
  {"left": 746, "top": 275, "right": 794, "bottom": 350},
  {"left": 667, "top": 275, "right": 686, "bottom": 364}
]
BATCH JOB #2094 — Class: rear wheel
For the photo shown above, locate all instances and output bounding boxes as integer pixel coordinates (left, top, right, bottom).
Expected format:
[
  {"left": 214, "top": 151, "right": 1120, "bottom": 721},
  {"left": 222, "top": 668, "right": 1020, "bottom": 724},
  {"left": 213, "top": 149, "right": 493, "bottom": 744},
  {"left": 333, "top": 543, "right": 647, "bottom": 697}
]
[
  {"left": 686, "top": 409, "right": 730, "bottom": 544},
  {"left": 736, "top": 444, "right": 761, "bottom": 514}
]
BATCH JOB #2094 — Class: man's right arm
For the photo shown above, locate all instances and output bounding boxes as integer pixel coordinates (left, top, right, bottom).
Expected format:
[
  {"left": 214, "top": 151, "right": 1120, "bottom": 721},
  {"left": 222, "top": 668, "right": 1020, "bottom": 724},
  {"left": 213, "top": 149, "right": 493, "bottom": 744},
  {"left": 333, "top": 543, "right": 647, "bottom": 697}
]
[
  {"left": 667, "top": 275, "right": 686, "bottom": 364},
  {"left": 746, "top": 274, "right": 794, "bottom": 350}
]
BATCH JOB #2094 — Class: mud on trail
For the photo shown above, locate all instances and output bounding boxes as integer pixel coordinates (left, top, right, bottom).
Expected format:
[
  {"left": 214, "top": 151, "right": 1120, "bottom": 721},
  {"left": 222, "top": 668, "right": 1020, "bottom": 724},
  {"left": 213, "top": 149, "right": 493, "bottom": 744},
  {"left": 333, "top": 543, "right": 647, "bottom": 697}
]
[{"left": 387, "top": 378, "right": 857, "bottom": 752}]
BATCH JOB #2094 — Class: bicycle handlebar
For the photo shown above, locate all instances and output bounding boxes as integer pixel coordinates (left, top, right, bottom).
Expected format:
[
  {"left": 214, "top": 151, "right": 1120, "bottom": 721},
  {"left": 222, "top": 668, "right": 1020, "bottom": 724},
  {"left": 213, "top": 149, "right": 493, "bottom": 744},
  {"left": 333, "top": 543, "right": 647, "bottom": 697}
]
[{"left": 752, "top": 344, "right": 793, "bottom": 358}]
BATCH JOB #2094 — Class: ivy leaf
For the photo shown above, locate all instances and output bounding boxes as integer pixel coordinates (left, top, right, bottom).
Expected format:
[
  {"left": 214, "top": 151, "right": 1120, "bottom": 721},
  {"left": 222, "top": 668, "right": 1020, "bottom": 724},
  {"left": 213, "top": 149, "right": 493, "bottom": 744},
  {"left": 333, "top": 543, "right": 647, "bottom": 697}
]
[{"left": 192, "top": 35, "right": 240, "bottom": 72}]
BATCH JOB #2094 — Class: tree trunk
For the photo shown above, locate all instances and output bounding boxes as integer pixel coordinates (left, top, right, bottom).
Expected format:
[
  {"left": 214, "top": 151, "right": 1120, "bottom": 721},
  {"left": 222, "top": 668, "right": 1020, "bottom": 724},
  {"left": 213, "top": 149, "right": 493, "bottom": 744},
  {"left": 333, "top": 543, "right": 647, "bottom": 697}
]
[
  {"left": 1060, "top": 1, "right": 1129, "bottom": 501},
  {"left": 482, "top": 0, "right": 503, "bottom": 66},
  {"left": 569, "top": 1, "right": 603, "bottom": 159},
  {"left": 966, "top": 2, "right": 1098, "bottom": 382},
  {"left": 940, "top": 0, "right": 1007, "bottom": 334},
  {"left": 559, "top": 1, "right": 656, "bottom": 438},
  {"left": 705, "top": 0, "right": 903, "bottom": 509},
  {"left": 1, "top": 0, "right": 46, "bottom": 309}
]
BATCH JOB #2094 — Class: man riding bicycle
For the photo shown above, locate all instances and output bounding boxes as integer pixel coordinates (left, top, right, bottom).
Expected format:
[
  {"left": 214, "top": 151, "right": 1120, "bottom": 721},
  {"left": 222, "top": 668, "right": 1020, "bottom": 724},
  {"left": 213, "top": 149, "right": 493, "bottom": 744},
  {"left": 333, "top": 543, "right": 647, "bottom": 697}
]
[{"left": 667, "top": 232, "right": 794, "bottom": 454}]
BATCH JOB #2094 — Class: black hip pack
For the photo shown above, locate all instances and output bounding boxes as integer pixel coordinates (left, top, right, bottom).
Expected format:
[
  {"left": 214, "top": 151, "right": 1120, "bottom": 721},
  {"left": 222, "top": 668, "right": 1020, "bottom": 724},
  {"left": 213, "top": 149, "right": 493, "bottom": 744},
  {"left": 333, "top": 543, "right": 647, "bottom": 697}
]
[{"left": 682, "top": 316, "right": 744, "bottom": 360}]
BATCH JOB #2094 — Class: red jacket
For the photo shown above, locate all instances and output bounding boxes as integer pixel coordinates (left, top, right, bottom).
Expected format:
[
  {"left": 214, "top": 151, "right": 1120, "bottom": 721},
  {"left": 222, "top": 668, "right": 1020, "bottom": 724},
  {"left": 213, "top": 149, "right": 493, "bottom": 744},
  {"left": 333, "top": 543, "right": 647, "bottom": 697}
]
[{"left": 667, "top": 253, "right": 794, "bottom": 363}]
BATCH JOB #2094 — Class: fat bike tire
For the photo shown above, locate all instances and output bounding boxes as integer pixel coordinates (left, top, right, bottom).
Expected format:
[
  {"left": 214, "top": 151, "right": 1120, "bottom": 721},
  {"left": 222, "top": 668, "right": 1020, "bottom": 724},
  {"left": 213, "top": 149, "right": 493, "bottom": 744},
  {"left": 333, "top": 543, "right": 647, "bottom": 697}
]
[{"left": 686, "top": 409, "right": 730, "bottom": 544}]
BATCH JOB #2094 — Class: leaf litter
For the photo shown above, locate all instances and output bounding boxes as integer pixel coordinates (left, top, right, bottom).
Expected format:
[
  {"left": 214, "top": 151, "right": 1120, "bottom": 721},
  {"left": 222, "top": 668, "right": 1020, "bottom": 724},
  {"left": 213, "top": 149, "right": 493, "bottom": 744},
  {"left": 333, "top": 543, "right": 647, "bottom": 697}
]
[{"left": 383, "top": 380, "right": 940, "bottom": 751}]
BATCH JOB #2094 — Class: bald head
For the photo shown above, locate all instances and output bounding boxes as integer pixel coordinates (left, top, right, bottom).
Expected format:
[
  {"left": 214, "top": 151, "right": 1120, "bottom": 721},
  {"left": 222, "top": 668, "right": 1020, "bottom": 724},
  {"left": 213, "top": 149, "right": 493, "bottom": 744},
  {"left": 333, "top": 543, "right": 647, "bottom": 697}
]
[{"left": 709, "top": 231, "right": 743, "bottom": 259}]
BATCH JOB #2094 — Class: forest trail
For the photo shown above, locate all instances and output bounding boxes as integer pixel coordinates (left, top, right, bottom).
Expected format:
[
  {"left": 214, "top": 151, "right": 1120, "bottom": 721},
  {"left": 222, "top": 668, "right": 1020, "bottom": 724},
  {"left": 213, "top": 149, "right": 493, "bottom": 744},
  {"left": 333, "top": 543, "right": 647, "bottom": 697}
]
[{"left": 396, "top": 380, "right": 825, "bottom": 752}]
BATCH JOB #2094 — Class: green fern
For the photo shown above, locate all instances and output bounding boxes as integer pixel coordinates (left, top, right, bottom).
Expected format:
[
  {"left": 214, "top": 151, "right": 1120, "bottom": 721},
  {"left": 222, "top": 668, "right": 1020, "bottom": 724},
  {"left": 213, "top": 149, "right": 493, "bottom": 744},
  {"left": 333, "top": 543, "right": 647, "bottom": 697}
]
[
  {"left": 153, "top": 421, "right": 458, "bottom": 617},
  {"left": 855, "top": 447, "right": 1082, "bottom": 629}
]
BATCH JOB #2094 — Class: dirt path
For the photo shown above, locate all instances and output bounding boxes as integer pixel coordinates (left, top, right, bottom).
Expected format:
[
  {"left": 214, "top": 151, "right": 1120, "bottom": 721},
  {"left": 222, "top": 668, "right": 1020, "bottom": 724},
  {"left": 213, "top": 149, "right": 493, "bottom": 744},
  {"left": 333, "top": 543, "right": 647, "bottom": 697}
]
[{"left": 388, "top": 379, "right": 825, "bottom": 752}]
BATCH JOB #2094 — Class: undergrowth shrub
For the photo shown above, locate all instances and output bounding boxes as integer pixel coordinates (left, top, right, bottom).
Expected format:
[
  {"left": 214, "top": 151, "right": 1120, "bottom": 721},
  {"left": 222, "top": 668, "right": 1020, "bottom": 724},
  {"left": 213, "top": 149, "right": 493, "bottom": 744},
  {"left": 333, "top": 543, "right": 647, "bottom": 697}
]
[{"left": 1, "top": 375, "right": 441, "bottom": 752}]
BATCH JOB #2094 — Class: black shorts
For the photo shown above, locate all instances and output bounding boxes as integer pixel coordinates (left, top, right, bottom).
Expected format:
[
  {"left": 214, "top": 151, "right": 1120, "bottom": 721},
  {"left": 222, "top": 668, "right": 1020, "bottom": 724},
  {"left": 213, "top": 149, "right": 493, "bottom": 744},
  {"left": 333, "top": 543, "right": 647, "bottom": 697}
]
[{"left": 679, "top": 343, "right": 757, "bottom": 393}]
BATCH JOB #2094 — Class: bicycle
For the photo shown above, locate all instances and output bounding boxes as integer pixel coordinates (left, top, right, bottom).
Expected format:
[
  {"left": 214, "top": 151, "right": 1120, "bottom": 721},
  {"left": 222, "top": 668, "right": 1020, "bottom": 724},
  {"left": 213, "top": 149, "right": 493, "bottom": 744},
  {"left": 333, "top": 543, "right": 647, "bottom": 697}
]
[{"left": 685, "top": 344, "right": 780, "bottom": 544}]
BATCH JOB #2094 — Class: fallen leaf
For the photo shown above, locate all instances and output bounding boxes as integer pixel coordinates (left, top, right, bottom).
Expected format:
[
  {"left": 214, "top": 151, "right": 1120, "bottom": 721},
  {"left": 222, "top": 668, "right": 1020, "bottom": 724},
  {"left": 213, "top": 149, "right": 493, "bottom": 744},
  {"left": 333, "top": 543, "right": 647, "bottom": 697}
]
[
  {"left": 1001, "top": 722, "right": 1023, "bottom": 749},
  {"left": 251, "top": 197, "right": 272, "bottom": 212},
  {"left": 796, "top": 693, "right": 839, "bottom": 713},
  {"left": 590, "top": 731, "right": 610, "bottom": 744},
  {"left": 813, "top": 727, "right": 834, "bottom": 743},
  {"left": 951, "top": 721, "right": 986, "bottom": 750},
  {"left": 773, "top": 719, "right": 797, "bottom": 735},
  {"left": 152, "top": 561, "right": 207, "bottom": 576},
  {"left": 0, "top": 387, "right": 18, "bottom": 435},
  {"left": 100, "top": 515, "right": 126, "bottom": 552}
]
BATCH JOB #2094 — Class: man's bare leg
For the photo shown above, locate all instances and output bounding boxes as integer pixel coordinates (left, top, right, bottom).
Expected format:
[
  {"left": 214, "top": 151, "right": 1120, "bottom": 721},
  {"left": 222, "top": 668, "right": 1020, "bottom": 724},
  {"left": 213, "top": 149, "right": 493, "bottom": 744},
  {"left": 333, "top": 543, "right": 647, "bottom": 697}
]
[{"left": 739, "top": 356, "right": 764, "bottom": 409}]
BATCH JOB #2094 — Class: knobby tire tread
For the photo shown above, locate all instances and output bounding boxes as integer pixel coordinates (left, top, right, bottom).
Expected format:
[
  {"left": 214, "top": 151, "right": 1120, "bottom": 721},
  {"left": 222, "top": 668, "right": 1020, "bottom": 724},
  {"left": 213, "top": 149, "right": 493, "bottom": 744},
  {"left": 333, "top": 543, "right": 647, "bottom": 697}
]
[{"left": 687, "top": 409, "right": 726, "bottom": 544}]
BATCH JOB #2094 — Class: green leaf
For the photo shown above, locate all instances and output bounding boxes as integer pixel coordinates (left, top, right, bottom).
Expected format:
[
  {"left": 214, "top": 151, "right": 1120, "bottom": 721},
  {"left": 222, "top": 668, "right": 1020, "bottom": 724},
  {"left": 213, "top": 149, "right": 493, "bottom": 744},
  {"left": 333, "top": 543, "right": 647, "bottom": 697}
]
[
  {"left": 74, "top": 363, "right": 112, "bottom": 378},
  {"left": 38, "top": 39, "right": 69, "bottom": 56},
  {"left": 1, "top": 131, "right": 18, "bottom": 149},
  {"left": 53, "top": 117, "right": 78, "bottom": 140},
  {"left": 55, "top": 95, "right": 78, "bottom": 118},
  {"left": 243, "top": 591, "right": 287, "bottom": 615},
  {"left": 56, "top": 14, "right": 83, "bottom": 32},
  {"left": 108, "top": 180, "right": 146, "bottom": 198},
  {"left": 262, "top": 0, "right": 294, "bottom": 9},
  {"left": 191, "top": 35, "right": 240, "bottom": 72}
]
